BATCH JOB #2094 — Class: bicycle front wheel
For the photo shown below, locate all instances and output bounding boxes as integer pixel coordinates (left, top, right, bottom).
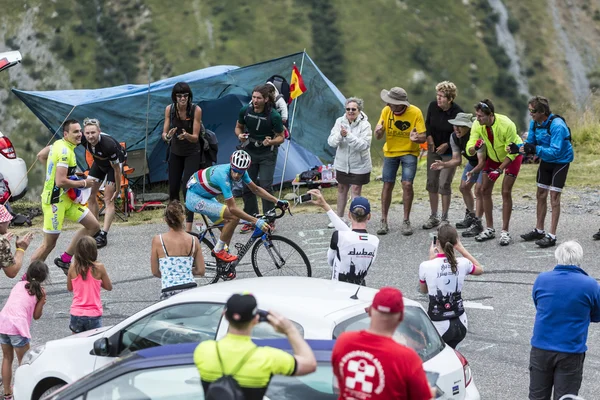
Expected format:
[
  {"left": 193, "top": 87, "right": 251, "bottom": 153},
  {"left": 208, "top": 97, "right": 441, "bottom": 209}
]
[{"left": 251, "top": 235, "right": 312, "bottom": 278}]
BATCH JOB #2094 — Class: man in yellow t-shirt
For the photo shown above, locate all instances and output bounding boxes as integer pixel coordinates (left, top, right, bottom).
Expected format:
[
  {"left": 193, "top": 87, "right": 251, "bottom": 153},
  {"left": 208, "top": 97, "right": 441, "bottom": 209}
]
[
  {"left": 30, "top": 119, "right": 101, "bottom": 273},
  {"left": 194, "top": 293, "right": 316, "bottom": 400},
  {"left": 374, "top": 87, "right": 426, "bottom": 236}
]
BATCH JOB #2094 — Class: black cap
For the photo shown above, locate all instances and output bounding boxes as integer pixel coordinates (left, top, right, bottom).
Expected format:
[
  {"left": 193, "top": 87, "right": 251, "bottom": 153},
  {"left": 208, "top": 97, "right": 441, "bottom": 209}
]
[{"left": 225, "top": 293, "right": 258, "bottom": 323}]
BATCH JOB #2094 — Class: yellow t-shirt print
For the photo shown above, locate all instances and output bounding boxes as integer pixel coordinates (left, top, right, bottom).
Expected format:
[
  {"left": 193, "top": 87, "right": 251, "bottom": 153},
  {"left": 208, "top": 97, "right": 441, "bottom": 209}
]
[{"left": 378, "top": 105, "right": 425, "bottom": 158}]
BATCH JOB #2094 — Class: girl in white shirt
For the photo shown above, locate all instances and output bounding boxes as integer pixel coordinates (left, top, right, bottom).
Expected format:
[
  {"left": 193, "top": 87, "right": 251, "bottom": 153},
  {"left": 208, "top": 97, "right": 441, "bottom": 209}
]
[{"left": 419, "top": 224, "right": 483, "bottom": 348}]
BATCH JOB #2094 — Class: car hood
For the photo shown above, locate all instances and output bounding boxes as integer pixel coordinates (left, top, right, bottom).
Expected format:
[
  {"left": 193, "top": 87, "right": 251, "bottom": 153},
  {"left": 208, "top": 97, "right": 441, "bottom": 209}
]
[{"left": 52, "top": 325, "right": 113, "bottom": 342}]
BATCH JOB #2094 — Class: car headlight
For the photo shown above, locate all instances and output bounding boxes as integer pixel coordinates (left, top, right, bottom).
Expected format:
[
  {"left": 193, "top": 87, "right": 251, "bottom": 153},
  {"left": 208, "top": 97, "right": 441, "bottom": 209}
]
[{"left": 21, "top": 344, "right": 45, "bottom": 365}]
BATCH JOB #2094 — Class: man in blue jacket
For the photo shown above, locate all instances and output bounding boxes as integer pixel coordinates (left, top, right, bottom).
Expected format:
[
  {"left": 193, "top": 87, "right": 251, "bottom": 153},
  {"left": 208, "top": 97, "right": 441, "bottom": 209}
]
[
  {"left": 529, "top": 240, "right": 600, "bottom": 400},
  {"left": 516, "top": 96, "right": 574, "bottom": 248}
]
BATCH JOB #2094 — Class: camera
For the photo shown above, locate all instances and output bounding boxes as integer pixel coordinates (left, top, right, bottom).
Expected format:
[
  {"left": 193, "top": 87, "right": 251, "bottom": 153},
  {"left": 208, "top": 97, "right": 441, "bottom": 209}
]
[
  {"left": 258, "top": 310, "right": 269, "bottom": 323},
  {"left": 296, "top": 193, "right": 313, "bottom": 204}
]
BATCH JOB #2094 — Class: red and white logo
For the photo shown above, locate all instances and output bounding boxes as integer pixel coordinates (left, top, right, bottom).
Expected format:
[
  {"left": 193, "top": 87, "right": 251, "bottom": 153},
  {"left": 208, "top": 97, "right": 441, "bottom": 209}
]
[{"left": 338, "top": 350, "right": 386, "bottom": 397}]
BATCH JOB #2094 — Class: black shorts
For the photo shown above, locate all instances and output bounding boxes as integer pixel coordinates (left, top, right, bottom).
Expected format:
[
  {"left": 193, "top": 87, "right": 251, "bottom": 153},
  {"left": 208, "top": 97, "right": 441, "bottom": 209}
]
[
  {"left": 89, "top": 162, "right": 120, "bottom": 184},
  {"left": 536, "top": 161, "right": 570, "bottom": 192}
]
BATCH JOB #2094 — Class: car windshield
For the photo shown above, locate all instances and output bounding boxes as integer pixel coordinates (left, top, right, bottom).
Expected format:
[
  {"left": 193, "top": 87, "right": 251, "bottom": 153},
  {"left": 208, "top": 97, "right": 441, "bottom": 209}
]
[{"left": 332, "top": 305, "right": 445, "bottom": 362}]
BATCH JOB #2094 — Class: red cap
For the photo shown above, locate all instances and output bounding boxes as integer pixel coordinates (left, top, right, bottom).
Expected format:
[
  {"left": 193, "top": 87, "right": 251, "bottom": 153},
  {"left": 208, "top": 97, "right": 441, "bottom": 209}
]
[{"left": 372, "top": 287, "right": 404, "bottom": 314}]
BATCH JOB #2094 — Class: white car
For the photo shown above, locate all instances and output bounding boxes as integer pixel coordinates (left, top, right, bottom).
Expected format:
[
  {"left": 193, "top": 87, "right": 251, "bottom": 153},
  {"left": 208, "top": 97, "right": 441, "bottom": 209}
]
[
  {"left": 0, "top": 50, "right": 28, "bottom": 200},
  {"left": 15, "top": 277, "right": 480, "bottom": 399}
]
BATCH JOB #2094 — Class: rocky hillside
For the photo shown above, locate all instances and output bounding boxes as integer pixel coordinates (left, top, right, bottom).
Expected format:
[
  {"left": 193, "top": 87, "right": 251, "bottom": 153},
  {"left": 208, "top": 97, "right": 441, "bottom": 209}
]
[{"left": 1, "top": 0, "right": 599, "bottom": 195}]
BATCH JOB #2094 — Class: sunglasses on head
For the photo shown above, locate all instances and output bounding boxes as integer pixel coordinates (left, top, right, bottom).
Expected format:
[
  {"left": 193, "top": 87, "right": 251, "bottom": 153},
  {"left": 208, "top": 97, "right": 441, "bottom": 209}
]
[
  {"left": 479, "top": 102, "right": 490, "bottom": 110},
  {"left": 176, "top": 93, "right": 189, "bottom": 99},
  {"left": 346, "top": 107, "right": 357, "bottom": 112},
  {"left": 83, "top": 118, "right": 99, "bottom": 127}
]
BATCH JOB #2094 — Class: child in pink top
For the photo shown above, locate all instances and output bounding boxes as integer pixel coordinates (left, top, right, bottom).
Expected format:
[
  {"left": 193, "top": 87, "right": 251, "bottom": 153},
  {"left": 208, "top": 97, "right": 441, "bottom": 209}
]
[
  {"left": 0, "top": 261, "right": 49, "bottom": 400},
  {"left": 67, "top": 236, "right": 112, "bottom": 334}
]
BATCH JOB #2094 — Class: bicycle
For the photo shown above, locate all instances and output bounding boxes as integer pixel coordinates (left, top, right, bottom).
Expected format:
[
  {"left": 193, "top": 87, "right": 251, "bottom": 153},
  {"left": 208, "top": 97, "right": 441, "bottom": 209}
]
[{"left": 187, "top": 205, "right": 312, "bottom": 285}]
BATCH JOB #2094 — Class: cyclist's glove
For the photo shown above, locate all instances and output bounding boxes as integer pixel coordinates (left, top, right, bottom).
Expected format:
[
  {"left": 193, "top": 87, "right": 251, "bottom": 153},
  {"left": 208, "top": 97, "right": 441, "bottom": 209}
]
[
  {"left": 523, "top": 142, "right": 537, "bottom": 155},
  {"left": 474, "top": 138, "right": 485, "bottom": 150},
  {"left": 507, "top": 142, "right": 521, "bottom": 154},
  {"left": 255, "top": 218, "right": 270, "bottom": 232},
  {"left": 488, "top": 169, "right": 502, "bottom": 182},
  {"left": 276, "top": 199, "right": 289, "bottom": 210}
]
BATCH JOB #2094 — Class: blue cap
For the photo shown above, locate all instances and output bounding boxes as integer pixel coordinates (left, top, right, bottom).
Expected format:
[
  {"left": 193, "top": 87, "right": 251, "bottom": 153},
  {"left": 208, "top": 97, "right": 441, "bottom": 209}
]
[{"left": 350, "top": 197, "right": 370, "bottom": 214}]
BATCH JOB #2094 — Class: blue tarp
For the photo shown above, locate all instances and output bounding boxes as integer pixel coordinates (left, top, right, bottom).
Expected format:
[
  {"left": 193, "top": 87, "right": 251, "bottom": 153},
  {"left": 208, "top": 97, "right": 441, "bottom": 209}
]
[{"left": 12, "top": 52, "right": 345, "bottom": 184}]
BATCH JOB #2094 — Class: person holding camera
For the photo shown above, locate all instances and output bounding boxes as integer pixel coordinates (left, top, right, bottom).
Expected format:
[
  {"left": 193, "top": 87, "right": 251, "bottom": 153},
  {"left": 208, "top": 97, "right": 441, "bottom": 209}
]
[
  {"left": 162, "top": 82, "right": 203, "bottom": 232},
  {"left": 194, "top": 293, "right": 316, "bottom": 400},
  {"left": 307, "top": 189, "right": 379, "bottom": 286},
  {"left": 418, "top": 224, "right": 483, "bottom": 348}
]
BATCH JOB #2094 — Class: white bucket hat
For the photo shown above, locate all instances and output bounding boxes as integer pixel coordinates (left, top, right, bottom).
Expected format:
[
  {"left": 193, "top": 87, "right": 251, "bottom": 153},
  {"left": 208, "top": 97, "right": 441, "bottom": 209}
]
[{"left": 448, "top": 112, "right": 474, "bottom": 128}]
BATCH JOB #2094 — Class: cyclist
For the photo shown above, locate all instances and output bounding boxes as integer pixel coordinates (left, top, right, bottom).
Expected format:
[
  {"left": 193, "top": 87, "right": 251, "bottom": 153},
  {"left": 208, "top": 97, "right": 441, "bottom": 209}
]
[
  {"left": 30, "top": 119, "right": 102, "bottom": 273},
  {"left": 418, "top": 224, "right": 483, "bottom": 348},
  {"left": 185, "top": 150, "right": 289, "bottom": 263},
  {"left": 307, "top": 189, "right": 379, "bottom": 286}
]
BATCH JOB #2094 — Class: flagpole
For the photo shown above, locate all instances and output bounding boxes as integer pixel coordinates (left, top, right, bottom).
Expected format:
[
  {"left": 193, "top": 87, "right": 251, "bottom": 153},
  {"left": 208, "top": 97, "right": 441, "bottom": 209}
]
[
  {"left": 278, "top": 49, "right": 306, "bottom": 198},
  {"left": 143, "top": 59, "right": 152, "bottom": 198}
]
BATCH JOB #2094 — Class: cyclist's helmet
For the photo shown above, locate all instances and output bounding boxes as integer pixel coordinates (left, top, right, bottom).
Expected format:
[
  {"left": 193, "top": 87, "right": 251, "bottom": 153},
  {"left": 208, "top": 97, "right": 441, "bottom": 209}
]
[{"left": 230, "top": 150, "right": 252, "bottom": 171}]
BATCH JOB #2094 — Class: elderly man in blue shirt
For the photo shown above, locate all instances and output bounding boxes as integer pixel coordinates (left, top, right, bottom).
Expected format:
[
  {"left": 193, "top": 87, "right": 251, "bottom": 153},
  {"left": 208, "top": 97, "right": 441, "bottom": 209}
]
[{"left": 529, "top": 240, "right": 600, "bottom": 400}]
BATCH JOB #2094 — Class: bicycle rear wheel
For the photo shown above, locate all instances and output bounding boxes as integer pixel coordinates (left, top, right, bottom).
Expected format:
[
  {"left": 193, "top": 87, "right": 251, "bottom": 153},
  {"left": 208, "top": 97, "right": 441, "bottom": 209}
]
[
  {"left": 251, "top": 235, "right": 312, "bottom": 277},
  {"left": 187, "top": 232, "right": 220, "bottom": 285}
]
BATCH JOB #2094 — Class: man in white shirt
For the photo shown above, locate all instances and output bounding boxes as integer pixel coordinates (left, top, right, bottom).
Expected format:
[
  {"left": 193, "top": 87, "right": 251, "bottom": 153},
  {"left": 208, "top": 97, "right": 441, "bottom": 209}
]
[{"left": 307, "top": 189, "right": 379, "bottom": 285}]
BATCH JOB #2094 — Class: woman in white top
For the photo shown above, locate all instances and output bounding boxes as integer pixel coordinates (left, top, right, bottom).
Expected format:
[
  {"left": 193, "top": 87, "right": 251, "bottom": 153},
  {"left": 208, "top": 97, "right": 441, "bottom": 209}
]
[
  {"left": 327, "top": 97, "right": 373, "bottom": 228},
  {"left": 151, "top": 201, "right": 205, "bottom": 300},
  {"left": 418, "top": 224, "right": 483, "bottom": 348}
]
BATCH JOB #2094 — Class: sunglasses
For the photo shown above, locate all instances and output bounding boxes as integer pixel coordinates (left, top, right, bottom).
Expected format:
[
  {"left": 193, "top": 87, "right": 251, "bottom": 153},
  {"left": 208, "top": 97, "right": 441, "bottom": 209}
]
[
  {"left": 346, "top": 107, "right": 357, "bottom": 112},
  {"left": 83, "top": 118, "right": 99, "bottom": 127},
  {"left": 176, "top": 93, "right": 189, "bottom": 99},
  {"left": 479, "top": 102, "right": 490, "bottom": 110},
  {"left": 231, "top": 167, "right": 246, "bottom": 174},
  {"left": 528, "top": 108, "right": 537, "bottom": 114}
]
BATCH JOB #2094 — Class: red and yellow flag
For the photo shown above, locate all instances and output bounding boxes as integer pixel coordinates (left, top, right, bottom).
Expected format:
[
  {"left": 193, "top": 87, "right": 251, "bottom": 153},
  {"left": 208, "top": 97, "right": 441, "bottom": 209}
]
[{"left": 289, "top": 65, "right": 307, "bottom": 102}]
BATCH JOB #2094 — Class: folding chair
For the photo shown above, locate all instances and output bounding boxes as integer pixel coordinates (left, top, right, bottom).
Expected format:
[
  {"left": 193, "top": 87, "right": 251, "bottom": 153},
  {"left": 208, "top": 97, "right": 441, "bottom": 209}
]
[{"left": 124, "top": 148, "right": 149, "bottom": 189}]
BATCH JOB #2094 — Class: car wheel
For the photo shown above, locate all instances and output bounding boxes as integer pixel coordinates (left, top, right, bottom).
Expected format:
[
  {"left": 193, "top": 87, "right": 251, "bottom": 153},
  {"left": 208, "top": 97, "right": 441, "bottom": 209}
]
[{"left": 38, "top": 383, "right": 65, "bottom": 399}]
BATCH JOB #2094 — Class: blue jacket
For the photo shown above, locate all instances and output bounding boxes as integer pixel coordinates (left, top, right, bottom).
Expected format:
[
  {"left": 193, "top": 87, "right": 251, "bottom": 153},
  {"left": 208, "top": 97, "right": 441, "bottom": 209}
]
[
  {"left": 531, "top": 265, "right": 600, "bottom": 353},
  {"left": 526, "top": 114, "right": 574, "bottom": 164}
]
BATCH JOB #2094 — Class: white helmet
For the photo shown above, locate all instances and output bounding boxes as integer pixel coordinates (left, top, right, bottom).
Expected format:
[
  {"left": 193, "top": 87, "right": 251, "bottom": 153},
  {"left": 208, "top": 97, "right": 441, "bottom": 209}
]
[{"left": 230, "top": 150, "right": 252, "bottom": 170}]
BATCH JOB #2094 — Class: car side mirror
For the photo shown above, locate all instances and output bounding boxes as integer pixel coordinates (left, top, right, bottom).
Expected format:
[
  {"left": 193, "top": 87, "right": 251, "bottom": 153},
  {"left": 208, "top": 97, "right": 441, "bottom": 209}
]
[{"left": 92, "top": 337, "right": 110, "bottom": 357}]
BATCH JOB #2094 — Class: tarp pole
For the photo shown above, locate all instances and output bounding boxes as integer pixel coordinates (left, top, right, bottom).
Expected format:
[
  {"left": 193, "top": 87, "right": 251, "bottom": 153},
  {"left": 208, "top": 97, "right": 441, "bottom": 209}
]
[
  {"left": 278, "top": 50, "right": 306, "bottom": 198},
  {"left": 143, "top": 60, "right": 153, "bottom": 197}
]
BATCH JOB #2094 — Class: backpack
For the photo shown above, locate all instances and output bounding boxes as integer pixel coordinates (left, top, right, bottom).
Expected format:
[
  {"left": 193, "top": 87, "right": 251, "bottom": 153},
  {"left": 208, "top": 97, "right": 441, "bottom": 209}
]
[
  {"left": 266, "top": 74, "right": 291, "bottom": 104},
  {"left": 534, "top": 114, "right": 572, "bottom": 142},
  {"left": 243, "top": 106, "right": 290, "bottom": 140},
  {"left": 205, "top": 344, "right": 257, "bottom": 400}
]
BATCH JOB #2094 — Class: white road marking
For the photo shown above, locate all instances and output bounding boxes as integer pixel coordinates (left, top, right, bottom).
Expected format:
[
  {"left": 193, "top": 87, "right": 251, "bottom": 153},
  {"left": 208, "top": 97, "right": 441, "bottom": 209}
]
[{"left": 463, "top": 301, "right": 494, "bottom": 310}]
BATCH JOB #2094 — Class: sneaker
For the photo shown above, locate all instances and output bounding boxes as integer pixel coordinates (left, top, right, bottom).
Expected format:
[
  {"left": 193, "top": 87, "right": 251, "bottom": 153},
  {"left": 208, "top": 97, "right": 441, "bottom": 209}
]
[
  {"left": 520, "top": 229, "right": 545, "bottom": 242},
  {"left": 54, "top": 257, "right": 70, "bottom": 275},
  {"left": 499, "top": 230, "right": 511, "bottom": 246},
  {"left": 462, "top": 219, "right": 483, "bottom": 237},
  {"left": 535, "top": 234, "right": 556, "bottom": 248},
  {"left": 474, "top": 227, "right": 496, "bottom": 242},
  {"left": 401, "top": 220, "right": 414, "bottom": 236},
  {"left": 377, "top": 220, "right": 389, "bottom": 235},
  {"left": 239, "top": 224, "right": 253, "bottom": 234},
  {"left": 456, "top": 210, "right": 476, "bottom": 229},
  {"left": 95, "top": 231, "right": 107, "bottom": 249},
  {"left": 328, "top": 221, "right": 335, "bottom": 229},
  {"left": 422, "top": 215, "right": 440, "bottom": 229},
  {"left": 593, "top": 229, "right": 600, "bottom": 240},
  {"left": 212, "top": 250, "right": 239, "bottom": 263},
  {"left": 4, "top": 394, "right": 14, "bottom": 400}
]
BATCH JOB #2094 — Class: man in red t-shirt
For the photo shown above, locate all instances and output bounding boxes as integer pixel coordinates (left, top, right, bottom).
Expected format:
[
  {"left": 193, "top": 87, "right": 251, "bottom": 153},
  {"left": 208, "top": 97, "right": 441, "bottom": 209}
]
[{"left": 331, "top": 287, "right": 432, "bottom": 400}]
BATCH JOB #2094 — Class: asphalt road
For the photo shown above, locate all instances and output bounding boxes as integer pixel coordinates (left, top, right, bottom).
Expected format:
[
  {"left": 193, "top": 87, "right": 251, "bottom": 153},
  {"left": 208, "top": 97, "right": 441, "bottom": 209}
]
[{"left": 2, "top": 196, "right": 600, "bottom": 400}]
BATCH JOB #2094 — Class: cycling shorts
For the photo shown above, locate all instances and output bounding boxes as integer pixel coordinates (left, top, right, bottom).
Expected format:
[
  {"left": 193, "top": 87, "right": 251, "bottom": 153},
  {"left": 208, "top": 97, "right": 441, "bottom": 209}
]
[
  {"left": 42, "top": 198, "right": 89, "bottom": 234},
  {"left": 185, "top": 190, "right": 226, "bottom": 224}
]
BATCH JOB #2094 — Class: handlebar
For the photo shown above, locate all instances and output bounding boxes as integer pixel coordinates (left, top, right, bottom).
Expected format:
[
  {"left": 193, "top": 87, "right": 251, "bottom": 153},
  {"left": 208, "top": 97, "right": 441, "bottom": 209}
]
[{"left": 258, "top": 205, "right": 291, "bottom": 222}]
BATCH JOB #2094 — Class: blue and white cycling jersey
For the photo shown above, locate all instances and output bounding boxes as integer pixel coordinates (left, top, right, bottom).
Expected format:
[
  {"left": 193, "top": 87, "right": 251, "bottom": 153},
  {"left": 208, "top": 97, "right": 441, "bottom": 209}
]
[{"left": 187, "top": 164, "right": 252, "bottom": 200}]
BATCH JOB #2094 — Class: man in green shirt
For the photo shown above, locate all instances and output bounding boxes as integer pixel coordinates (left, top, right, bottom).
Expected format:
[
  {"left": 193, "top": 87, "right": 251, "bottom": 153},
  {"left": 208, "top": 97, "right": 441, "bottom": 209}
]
[
  {"left": 194, "top": 293, "right": 316, "bottom": 400},
  {"left": 235, "top": 84, "right": 285, "bottom": 233},
  {"left": 31, "top": 119, "right": 101, "bottom": 273}
]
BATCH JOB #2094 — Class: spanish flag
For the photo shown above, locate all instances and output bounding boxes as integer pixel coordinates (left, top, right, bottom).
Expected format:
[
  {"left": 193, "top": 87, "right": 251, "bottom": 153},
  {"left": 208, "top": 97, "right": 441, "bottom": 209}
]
[{"left": 289, "top": 65, "right": 307, "bottom": 102}]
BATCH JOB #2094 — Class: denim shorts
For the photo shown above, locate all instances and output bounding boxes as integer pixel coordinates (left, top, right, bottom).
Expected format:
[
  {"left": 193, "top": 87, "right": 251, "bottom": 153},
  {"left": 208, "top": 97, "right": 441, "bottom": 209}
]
[
  {"left": 70, "top": 315, "right": 103, "bottom": 334},
  {"left": 382, "top": 155, "right": 418, "bottom": 183},
  {"left": 461, "top": 162, "right": 483, "bottom": 184},
  {"left": 0, "top": 333, "right": 30, "bottom": 348}
]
